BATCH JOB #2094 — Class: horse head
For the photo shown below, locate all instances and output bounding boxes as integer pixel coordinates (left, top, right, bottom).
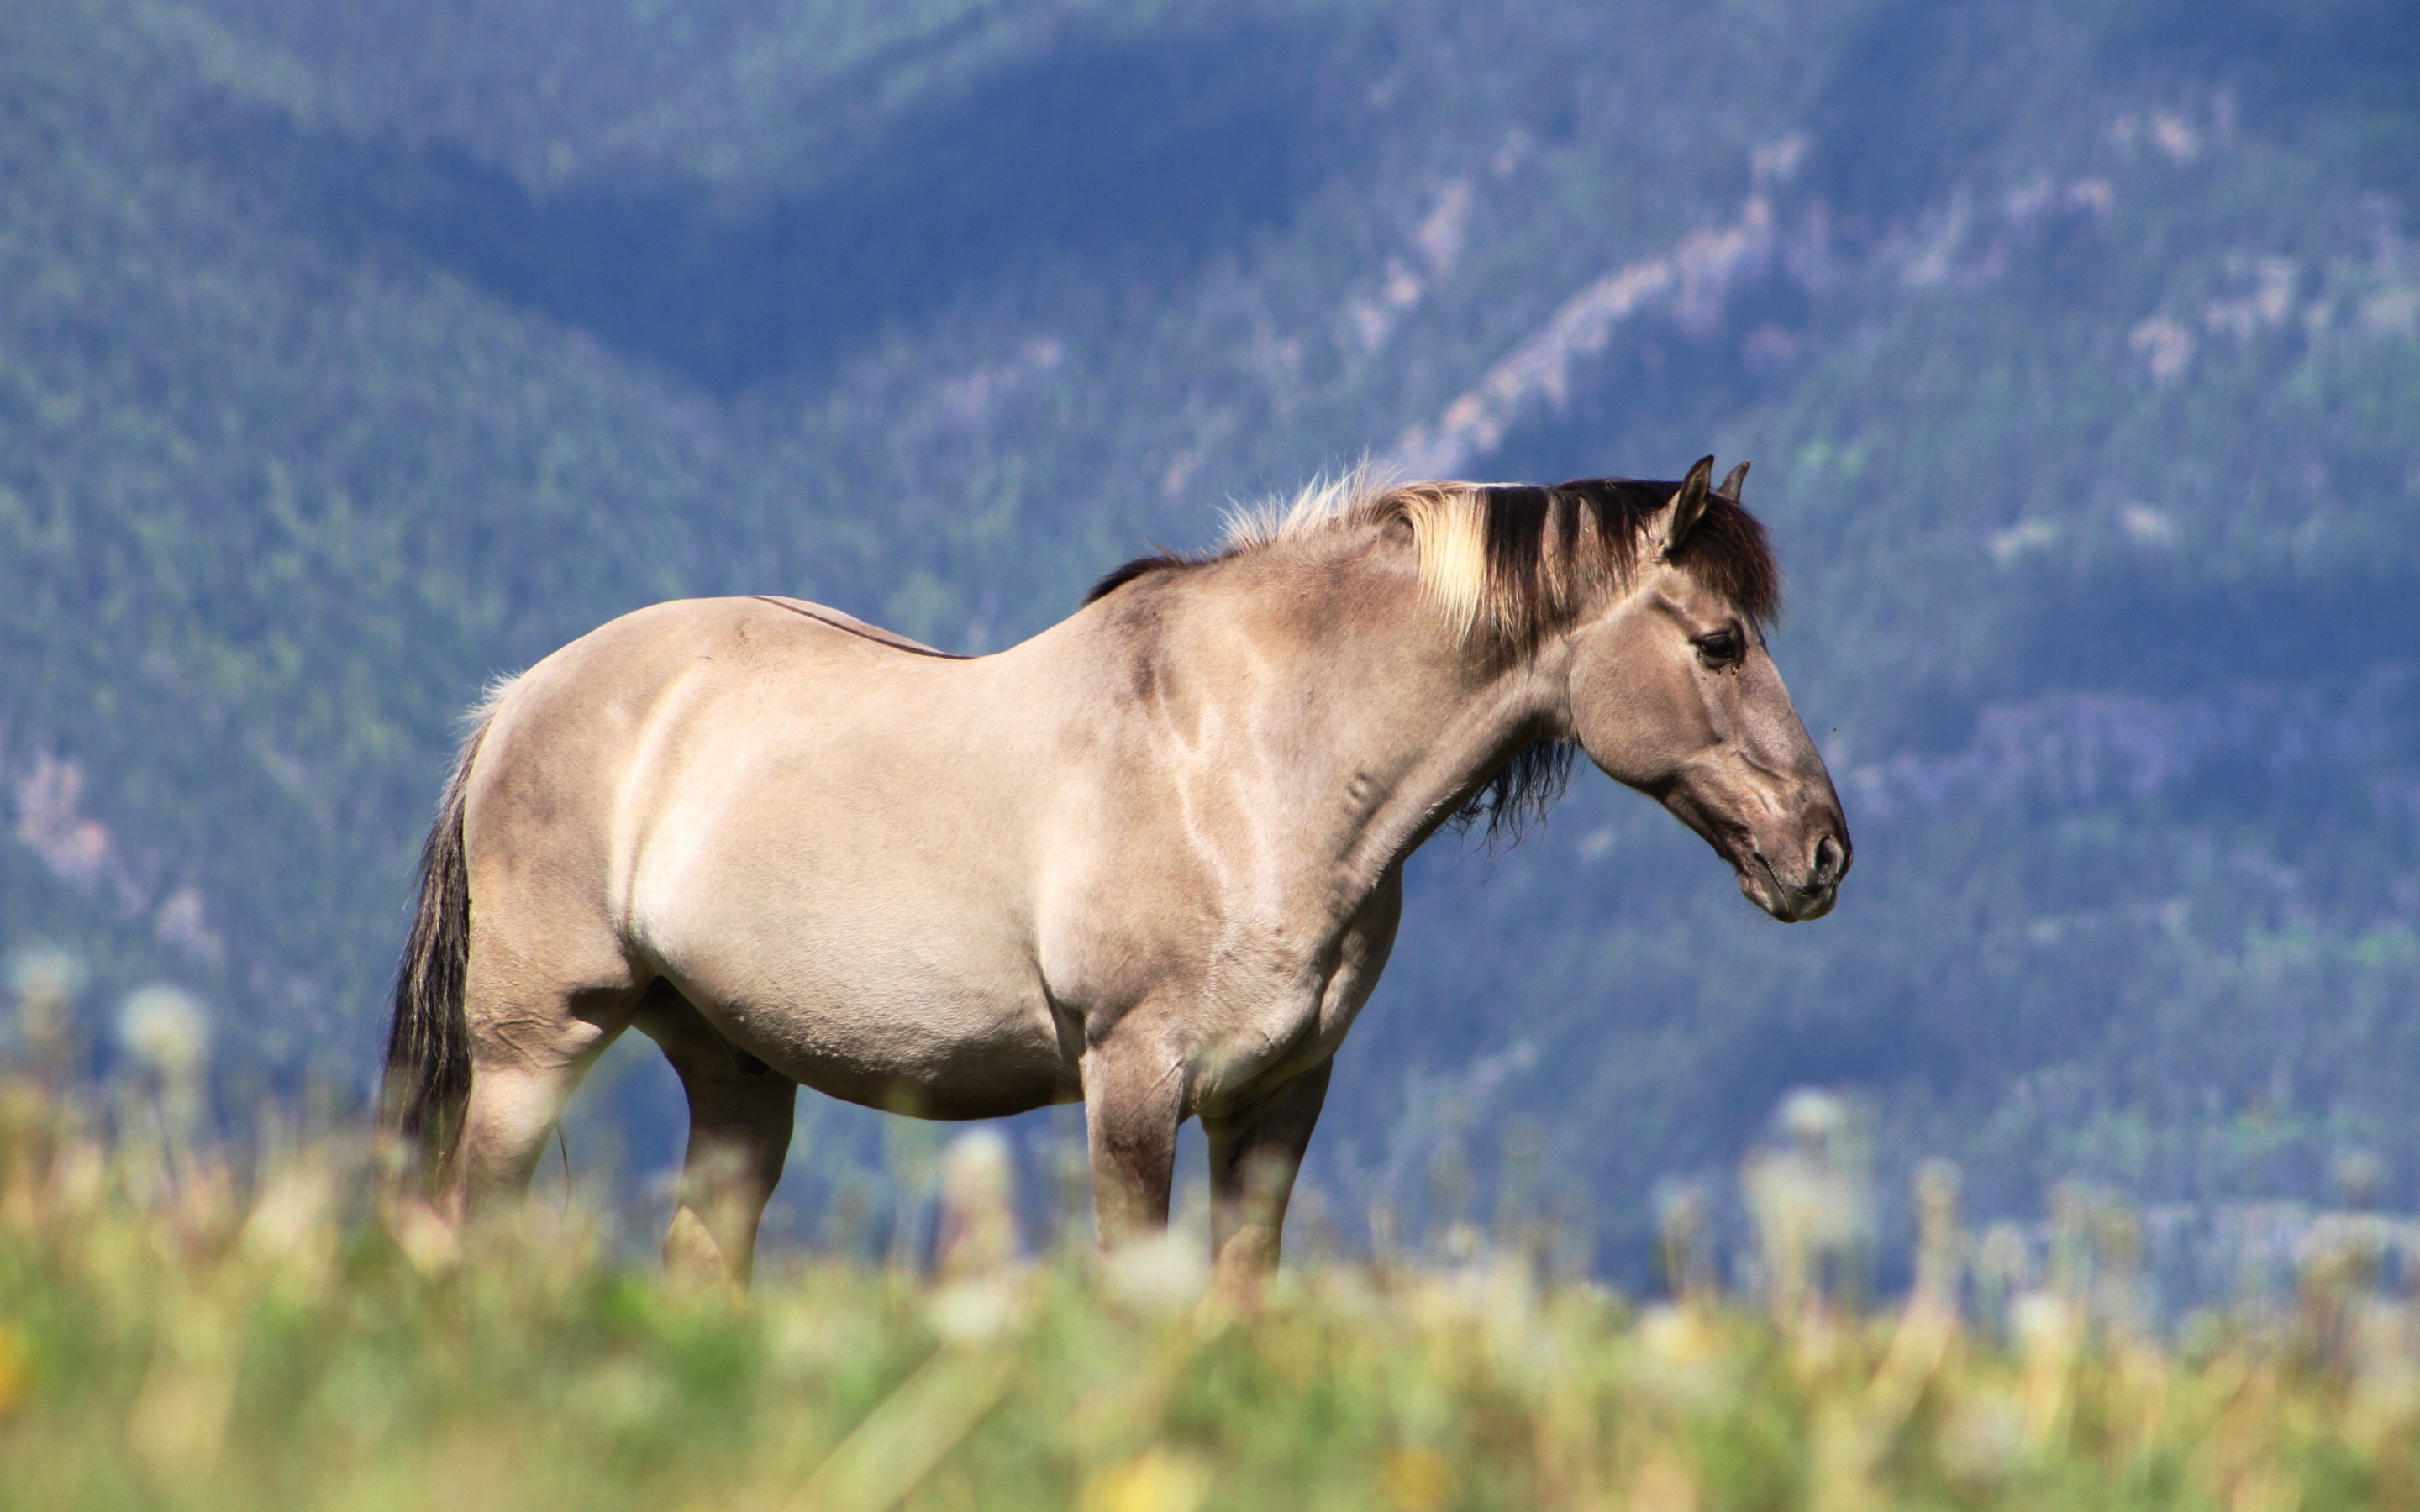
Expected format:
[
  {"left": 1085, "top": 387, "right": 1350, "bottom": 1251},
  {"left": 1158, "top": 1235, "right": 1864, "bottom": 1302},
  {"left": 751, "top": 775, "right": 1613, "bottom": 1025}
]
[{"left": 1563, "top": 457, "right": 1850, "bottom": 921}]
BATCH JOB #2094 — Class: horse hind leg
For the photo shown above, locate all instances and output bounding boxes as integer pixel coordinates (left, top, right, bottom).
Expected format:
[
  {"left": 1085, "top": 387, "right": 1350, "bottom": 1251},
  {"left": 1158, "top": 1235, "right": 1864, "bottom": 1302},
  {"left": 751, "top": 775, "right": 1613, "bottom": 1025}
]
[
  {"left": 633, "top": 984, "right": 797, "bottom": 1288},
  {"left": 452, "top": 911, "right": 647, "bottom": 1221},
  {"left": 452, "top": 976, "right": 639, "bottom": 1223}
]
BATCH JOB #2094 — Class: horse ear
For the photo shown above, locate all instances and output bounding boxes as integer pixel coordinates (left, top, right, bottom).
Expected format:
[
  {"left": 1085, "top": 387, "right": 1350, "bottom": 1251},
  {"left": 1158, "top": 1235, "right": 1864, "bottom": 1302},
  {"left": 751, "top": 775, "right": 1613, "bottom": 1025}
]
[
  {"left": 1661, "top": 455, "right": 1717, "bottom": 556},
  {"left": 1717, "top": 460, "right": 1749, "bottom": 501}
]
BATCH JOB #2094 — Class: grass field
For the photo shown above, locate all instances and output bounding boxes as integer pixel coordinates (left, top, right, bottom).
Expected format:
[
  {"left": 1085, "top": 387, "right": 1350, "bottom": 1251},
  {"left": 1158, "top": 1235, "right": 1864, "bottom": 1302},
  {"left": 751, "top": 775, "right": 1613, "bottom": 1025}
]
[{"left": 5, "top": 1045, "right": 2417, "bottom": 1512}]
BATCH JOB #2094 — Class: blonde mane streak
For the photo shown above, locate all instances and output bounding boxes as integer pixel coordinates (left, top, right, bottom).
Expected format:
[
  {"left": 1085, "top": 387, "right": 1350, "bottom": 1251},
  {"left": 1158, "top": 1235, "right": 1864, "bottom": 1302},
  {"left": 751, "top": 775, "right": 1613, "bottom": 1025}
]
[
  {"left": 1385, "top": 484, "right": 1496, "bottom": 638},
  {"left": 1385, "top": 483, "right": 1653, "bottom": 643},
  {"left": 1212, "top": 467, "right": 1674, "bottom": 644}
]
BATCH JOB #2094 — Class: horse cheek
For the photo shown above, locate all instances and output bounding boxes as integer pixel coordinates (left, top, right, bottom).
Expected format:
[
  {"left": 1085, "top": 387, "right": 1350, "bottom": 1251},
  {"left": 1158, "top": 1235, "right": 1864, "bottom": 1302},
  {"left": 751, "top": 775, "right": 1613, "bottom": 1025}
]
[{"left": 1571, "top": 647, "right": 1697, "bottom": 790}]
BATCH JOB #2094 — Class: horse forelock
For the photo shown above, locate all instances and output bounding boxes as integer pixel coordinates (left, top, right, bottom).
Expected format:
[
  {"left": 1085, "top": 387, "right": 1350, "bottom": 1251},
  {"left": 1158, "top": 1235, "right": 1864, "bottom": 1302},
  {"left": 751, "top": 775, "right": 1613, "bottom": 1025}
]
[
  {"left": 1663, "top": 490, "right": 1781, "bottom": 627},
  {"left": 1086, "top": 467, "right": 1781, "bottom": 638}
]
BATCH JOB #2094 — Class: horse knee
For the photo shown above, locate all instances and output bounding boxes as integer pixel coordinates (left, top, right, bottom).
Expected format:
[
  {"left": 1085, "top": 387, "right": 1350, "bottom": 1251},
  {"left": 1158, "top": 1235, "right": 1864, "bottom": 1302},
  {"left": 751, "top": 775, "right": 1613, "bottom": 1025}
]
[{"left": 665, "top": 1205, "right": 746, "bottom": 1287}]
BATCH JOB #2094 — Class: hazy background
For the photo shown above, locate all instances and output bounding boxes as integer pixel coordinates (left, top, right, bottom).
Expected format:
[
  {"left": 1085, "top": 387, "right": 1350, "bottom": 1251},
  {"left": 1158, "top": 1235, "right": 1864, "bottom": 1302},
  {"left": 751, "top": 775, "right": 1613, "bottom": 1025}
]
[{"left": 5, "top": 0, "right": 2417, "bottom": 1284}]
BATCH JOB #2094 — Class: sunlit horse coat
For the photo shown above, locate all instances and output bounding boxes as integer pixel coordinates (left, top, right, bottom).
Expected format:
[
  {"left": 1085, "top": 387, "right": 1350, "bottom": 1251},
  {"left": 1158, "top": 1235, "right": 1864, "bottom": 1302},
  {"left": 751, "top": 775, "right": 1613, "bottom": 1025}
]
[{"left": 384, "top": 458, "right": 1849, "bottom": 1284}]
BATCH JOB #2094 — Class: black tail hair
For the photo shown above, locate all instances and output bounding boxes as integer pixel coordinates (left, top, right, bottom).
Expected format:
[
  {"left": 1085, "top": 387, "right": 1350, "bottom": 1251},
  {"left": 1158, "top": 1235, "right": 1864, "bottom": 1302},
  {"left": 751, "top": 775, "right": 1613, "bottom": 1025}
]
[{"left": 381, "top": 707, "right": 494, "bottom": 1182}]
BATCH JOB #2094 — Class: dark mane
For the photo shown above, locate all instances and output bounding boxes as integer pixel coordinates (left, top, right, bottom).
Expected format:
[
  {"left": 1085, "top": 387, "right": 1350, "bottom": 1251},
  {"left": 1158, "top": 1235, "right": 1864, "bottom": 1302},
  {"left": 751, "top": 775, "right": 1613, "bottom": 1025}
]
[
  {"left": 1649, "top": 485, "right": 1781, "bottom": 627},
  {"left": 1499, "top": 476, "right": 1782, "bottom": 629},
  {"left": 1083, "top": 553, "right": 1193, "bottom": 604},
  {"left": 1086, "top": 471, "right": 1779, "bottom": 631},
  {"left": 1455, "top": 738, "right": 1580, "bottom": 845}
]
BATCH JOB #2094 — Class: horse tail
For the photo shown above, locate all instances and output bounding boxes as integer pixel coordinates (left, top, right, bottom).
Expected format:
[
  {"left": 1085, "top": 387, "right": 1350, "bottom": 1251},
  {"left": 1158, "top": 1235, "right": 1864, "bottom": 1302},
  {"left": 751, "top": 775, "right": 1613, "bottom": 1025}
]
[{"left": 381, "top": 694, "right": 502, "bottom": 1180}]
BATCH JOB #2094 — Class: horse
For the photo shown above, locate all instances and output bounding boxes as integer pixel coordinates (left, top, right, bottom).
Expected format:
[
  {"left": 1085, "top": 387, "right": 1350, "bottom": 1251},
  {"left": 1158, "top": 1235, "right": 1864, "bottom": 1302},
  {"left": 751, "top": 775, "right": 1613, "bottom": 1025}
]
[{"left": 382, "top": 455, "right": 1849, "bottom": 1284}]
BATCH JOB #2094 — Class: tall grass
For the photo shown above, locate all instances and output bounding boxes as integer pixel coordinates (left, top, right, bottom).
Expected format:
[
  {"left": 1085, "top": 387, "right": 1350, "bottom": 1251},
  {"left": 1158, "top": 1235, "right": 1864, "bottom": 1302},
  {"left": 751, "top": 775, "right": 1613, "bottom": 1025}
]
[{"left": 3, "top": 992, "right": 2417, "bottom": 1509}]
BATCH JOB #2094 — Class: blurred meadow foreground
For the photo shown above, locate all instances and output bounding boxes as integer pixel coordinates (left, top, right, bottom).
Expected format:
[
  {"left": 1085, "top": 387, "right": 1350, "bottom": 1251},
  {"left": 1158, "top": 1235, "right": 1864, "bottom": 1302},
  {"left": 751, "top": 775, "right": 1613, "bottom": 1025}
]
[
  {"left": 8, "top": 0, "right": 2420, "bottom": 1506},
  {"left": 11, "top": 962, "right": 2420, "bottom": 1512}
]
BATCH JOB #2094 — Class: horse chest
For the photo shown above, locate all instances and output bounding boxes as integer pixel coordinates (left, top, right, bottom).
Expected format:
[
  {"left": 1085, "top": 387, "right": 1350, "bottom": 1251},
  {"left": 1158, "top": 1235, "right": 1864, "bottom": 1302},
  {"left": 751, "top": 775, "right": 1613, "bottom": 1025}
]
[{"left": 1176, "top": 904, "right": 1396, "bottom": 1105}]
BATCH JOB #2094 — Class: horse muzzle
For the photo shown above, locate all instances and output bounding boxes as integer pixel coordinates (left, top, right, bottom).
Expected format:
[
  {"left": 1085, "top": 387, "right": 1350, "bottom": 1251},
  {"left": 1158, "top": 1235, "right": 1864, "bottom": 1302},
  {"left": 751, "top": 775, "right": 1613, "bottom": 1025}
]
[{"left": 1739, "top": 826, "right": 1851, "bottom": 922}]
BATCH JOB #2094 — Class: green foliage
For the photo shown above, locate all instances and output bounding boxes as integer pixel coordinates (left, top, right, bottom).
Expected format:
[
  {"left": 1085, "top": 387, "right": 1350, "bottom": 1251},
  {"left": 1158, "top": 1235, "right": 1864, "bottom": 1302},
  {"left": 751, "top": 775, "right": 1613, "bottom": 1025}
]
[{"left": 5, "top": 1074, "right": 2420, "bottom": 1511}]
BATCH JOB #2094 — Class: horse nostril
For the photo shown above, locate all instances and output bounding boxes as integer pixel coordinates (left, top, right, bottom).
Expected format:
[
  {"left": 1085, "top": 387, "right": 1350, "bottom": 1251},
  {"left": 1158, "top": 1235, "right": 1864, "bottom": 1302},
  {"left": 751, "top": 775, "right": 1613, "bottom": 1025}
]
[{"left": 1811, "top": 833, "right": 1845, "bottom": 886}]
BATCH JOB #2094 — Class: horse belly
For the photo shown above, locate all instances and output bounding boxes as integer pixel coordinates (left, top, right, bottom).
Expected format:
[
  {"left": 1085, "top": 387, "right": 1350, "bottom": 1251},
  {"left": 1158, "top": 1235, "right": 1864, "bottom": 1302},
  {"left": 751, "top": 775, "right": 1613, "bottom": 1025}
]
[
  {"left": 740, "top": 965, "right": 1074, "bottom": 1120},
  {"left": 634, "top": 853, "right": 1075, "bottom": 1118}
]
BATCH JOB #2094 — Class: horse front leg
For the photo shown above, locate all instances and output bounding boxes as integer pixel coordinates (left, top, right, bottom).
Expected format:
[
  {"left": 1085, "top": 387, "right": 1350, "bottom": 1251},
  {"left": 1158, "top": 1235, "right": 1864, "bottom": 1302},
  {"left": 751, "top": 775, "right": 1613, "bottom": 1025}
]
[
  {"left": 1081, "top": 1037, "right": 1185, "bottom": 1245},
  {"left": 1203, "top": 1058, "right": 1331, "bottom": 1282}
]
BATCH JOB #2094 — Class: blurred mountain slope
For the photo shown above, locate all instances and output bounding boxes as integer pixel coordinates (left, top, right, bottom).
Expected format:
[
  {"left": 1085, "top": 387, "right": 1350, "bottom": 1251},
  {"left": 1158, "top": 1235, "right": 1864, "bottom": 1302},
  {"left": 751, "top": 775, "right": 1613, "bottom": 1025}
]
[{"left": 3, "top": 0, "right": 2415, "bottom": 1269}]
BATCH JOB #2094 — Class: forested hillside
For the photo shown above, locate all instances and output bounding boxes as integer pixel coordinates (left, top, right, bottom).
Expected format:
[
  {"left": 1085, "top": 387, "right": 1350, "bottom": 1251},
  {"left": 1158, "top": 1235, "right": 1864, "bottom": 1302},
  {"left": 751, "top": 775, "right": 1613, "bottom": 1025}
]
[{"left": 4, "top": 0, "right": 2417, "bottom": 1280}]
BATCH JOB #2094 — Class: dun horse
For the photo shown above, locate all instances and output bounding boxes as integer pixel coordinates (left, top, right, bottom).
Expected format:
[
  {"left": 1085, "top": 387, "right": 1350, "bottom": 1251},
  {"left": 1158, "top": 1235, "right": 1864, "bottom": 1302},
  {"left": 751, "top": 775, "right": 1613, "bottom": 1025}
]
[{"left": 384, "top": 457, "right": 1849, "bottom": 1284}]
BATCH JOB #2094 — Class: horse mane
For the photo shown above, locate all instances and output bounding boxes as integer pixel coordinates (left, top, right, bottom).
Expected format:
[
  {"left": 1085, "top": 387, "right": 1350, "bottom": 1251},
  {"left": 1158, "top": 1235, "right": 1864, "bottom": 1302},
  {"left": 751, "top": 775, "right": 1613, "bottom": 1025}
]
[
  {"left": 1084, "top": 464, "right": 1782, "bottom": 843},
  {"left": 1090, "top": 465, "right": 1781, "bottom": 638},
  {"left": 1083, "top": 554, "right": 1190, "bottom": 604}
]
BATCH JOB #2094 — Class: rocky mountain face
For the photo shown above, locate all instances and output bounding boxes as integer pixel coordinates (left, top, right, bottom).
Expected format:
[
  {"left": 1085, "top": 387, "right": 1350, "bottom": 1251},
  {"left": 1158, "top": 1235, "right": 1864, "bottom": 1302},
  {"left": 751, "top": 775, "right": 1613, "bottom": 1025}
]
[{"left": 4, "top": 0, "right": 2415, "bottom": 1275}]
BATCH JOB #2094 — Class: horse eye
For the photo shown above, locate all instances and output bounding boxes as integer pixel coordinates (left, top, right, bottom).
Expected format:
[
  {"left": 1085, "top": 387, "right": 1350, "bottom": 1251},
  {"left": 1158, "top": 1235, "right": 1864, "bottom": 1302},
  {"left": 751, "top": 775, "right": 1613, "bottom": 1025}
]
[{"left": 1693, "top": 630, "right": 1743, "bottom": 667}]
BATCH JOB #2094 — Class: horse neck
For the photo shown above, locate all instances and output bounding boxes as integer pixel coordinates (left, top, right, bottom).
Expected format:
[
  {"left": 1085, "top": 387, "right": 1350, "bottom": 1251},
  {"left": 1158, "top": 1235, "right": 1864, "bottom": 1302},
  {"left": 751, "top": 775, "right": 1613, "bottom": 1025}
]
[{"left": 1184, "top": 533, "right": 1563, "bottom": 896}]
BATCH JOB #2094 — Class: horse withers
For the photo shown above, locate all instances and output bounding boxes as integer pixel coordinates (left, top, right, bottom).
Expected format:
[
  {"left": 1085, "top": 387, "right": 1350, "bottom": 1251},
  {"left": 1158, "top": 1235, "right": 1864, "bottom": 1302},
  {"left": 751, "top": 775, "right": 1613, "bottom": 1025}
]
[{"left": 383, "top": 457, "right": 1849, "bottom": 1284}]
